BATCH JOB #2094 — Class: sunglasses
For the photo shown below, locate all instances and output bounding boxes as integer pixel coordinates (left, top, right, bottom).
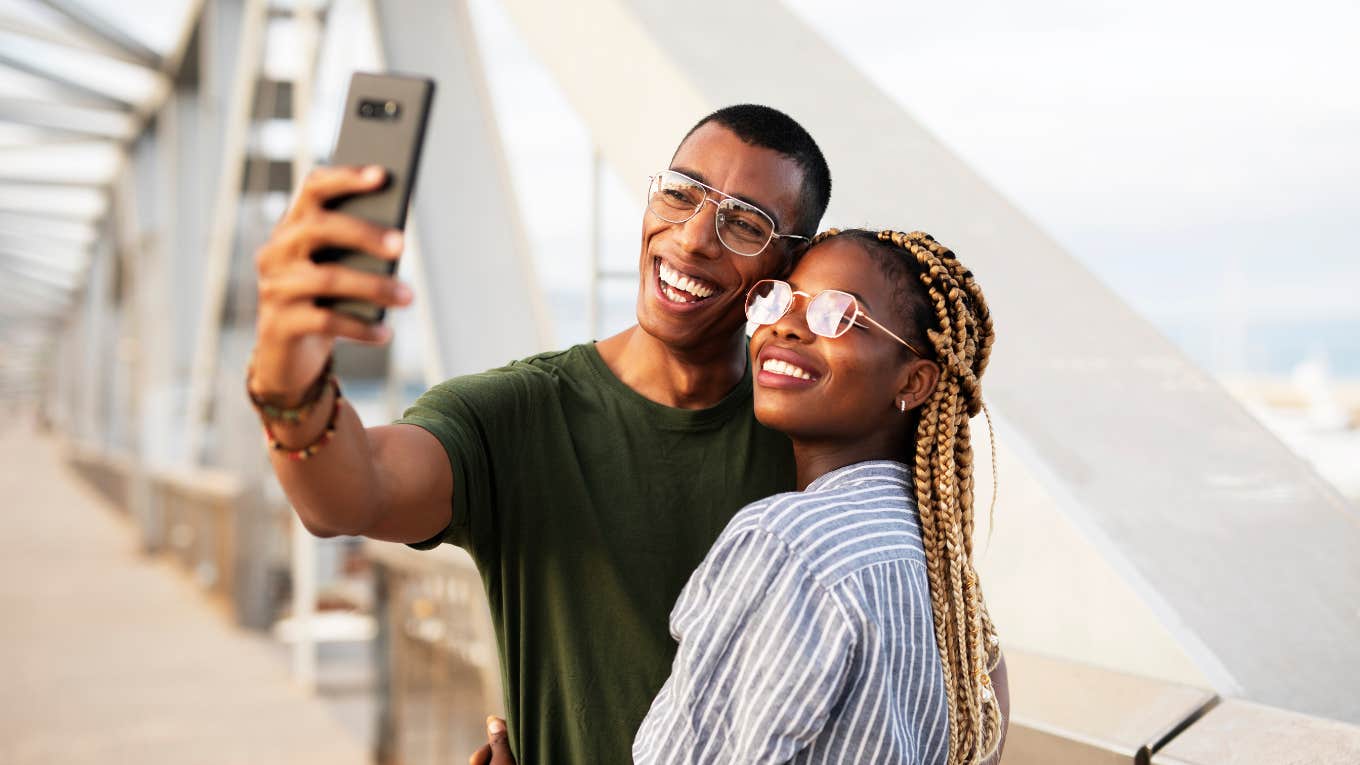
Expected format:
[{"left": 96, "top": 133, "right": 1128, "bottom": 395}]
[{"left": 744, "top": 279, "right": 924, "bottom": 356}]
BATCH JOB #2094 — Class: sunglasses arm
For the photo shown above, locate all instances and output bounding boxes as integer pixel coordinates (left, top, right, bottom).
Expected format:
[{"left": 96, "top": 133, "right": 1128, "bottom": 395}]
[{"left": 859, "top": 313, "right": 926, "bottom": 357}]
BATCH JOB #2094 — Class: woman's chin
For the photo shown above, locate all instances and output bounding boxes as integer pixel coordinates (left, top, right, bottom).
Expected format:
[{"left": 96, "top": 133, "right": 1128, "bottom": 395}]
[{"left": 754, "top": 401, "right": 821, "bottom": 441}]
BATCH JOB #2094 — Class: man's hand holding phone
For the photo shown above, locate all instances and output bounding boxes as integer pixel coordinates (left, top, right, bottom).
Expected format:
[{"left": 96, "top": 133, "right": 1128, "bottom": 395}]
[{"left": 248, "top": 165, "right": 412, "bottom": 406}]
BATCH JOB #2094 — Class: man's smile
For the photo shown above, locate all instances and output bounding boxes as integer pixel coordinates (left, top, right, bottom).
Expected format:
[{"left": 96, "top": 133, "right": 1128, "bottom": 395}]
[{"left": 653, "top": 257, "right": 723, "bottom": 307}]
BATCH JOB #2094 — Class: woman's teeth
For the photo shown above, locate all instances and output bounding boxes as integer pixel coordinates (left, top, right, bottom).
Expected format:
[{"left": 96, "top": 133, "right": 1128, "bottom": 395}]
[
  {"left": 659, "top": 261, "right": 716, "bottom": 301},
  {"left": 762, "top": 358, "right": 814, "bottom": 381}
]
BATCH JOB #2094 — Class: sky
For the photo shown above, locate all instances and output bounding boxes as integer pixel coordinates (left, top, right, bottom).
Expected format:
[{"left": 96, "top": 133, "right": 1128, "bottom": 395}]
[
  {"left": 463, "top": 0, "right": 1360, "bottom": 376},
  {"left": 784, "top": 0, "right": 1360, "bottom": 321}
]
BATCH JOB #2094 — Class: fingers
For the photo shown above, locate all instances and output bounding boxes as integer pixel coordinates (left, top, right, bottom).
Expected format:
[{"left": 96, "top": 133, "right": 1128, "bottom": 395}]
[
  {"left": 257, "top": 164, "right": 399, "bottom": 275},
  {"left": 486, "top": 717, "right": 515, "bottom": 765},
  {"left": 261, "top": 262, "right": 413, "bottom": 310},
  {"left": 291, "top": 164, "right": 387, "bottom": 217},
  {"left": 259, "top": 302, "right": 393, "bottom": 345},
  {"left": 468, "top": 744, "right": 491, "bottom": 765},
  {"left": 261, "top": 211, "right": 403, "bottom": 274},
  {"left": 298, "top": 304, "right": 393, "bottom": 344}
]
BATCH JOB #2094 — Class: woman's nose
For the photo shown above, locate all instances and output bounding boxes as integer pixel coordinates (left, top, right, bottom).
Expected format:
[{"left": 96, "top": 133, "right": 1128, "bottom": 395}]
[{"left": 770, "top": 300, "right": 810, "bottom": 341}]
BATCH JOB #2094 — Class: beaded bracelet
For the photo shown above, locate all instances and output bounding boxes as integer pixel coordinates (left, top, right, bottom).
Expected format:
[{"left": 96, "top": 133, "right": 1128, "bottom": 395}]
[
  {"left": 264, "top": 378, "right": 342, "bottom": 461},
  {"left": 247, "top": 355, "right": 335, "bottom": 424}
]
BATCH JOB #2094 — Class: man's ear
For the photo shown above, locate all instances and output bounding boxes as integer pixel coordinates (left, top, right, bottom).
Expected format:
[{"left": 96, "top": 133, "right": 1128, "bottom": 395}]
[{"left": 896, "top": 358, "right": 941, "bottom": 413}]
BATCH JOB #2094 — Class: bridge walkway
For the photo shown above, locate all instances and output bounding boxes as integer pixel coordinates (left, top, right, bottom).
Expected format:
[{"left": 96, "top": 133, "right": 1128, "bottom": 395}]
[{"left": 0, "top": 418, "right": 371, "bottom": 765}]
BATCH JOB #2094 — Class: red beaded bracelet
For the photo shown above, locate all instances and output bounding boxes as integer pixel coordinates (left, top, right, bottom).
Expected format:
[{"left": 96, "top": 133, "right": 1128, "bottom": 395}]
[{"left": 264, "top": 378, "right": 342, "bottom": 461}]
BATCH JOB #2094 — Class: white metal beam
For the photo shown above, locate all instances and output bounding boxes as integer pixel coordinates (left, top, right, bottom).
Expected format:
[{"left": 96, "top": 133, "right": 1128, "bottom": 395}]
[
  {"left": 0, "top": 98, "right": 136, "bottom": 141},
  {"left": 184, "top": 0, "right": 267, "bottom": 464},
  {"left": 31, "top": 0, "right": 163, "bottom": 70},
  {"left": 368, "top": 0, "right": 550, "bottom": 379}
]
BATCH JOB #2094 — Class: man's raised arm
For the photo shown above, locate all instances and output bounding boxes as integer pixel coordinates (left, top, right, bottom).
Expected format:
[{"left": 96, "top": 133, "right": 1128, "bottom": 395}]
[{"left": 246, "top": 165, "right": 452, "bottom": 543}]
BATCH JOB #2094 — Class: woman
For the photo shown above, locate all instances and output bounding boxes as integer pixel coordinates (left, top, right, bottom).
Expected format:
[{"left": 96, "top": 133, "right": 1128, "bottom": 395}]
[{"left": 632, "top": 229, "right": 1008, "bottom": 764}]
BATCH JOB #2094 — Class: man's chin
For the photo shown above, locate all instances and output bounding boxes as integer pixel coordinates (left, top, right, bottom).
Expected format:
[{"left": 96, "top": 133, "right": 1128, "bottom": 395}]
[{"left": 636, "top": 300, "right": 743, "bottom": 353}]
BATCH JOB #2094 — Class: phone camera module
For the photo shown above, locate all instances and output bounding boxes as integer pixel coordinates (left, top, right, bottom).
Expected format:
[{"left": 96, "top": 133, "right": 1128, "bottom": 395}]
[{"left": 358, "top": 98, "right": 400, "bottom": 121}]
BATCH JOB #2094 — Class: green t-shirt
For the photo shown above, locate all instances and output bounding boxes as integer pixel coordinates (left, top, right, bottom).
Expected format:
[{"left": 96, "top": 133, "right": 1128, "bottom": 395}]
[{"left": 396, "top": 343, "right": 794, "bottom": 764}]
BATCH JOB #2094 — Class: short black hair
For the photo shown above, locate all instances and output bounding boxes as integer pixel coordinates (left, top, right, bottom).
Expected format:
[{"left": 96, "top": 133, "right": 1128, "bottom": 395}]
[{"left": 677, "top": 104, "right": 831, "bottom": 239}]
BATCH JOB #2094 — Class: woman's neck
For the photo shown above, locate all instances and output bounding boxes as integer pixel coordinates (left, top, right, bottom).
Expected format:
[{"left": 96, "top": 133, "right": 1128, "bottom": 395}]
[{"left": 792, "top": 436, "right": 908, "bottom": 491}]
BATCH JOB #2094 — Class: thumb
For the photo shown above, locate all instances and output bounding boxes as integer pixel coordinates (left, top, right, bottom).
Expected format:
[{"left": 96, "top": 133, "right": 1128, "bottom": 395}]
[{"left": 486, "top": 716, "right": 515, "bottom": 765}]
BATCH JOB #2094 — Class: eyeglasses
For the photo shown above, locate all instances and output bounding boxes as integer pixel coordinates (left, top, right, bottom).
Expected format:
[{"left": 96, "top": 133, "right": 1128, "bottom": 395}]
[
  {"left": 745, "top": 279, "right": 924, "bottom": 356},
  {"left": 646, "top": 169, "right": 810, "bottom": 257}
]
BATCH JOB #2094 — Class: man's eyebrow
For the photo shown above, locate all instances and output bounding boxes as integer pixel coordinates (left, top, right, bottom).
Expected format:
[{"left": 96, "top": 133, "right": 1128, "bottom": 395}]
[{"left": 669, "top": 165, "right": 783, "bottom": 229}]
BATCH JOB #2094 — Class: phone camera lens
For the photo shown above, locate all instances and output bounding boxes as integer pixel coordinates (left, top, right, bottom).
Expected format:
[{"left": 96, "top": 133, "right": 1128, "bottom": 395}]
[{"left": 359, "top": 102, "right": 374, "bottom": 117}]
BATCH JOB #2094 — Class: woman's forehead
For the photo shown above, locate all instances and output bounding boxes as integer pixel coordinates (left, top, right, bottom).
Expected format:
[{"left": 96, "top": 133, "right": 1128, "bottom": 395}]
[{"left": 790, "top": 238, "right": 890, "bottom": 310}]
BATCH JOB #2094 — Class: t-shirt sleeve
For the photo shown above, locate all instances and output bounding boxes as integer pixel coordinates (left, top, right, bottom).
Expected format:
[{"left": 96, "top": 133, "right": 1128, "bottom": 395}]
[
  {"left": 632, "top": 524, "right": 855, "bottom": 764},
  {"left": 394, "top": 362, "right": 551, "bottom": 555}
]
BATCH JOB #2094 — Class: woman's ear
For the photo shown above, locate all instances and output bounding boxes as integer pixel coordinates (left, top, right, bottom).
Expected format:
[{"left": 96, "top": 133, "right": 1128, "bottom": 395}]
[{"left": 896, "top": 358, "right": 941, "bottom": 413}]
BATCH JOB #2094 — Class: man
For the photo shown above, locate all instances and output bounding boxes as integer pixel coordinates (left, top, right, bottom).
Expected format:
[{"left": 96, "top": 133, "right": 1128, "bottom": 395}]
[{"left": 248, "top": 105, "right": 831, "bottom": 762}]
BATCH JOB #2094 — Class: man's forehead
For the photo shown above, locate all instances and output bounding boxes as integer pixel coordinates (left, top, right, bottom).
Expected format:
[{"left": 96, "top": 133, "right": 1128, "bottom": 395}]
[
  {"left": 669, "top": 124, "right": 804, "bottom": 223},
  {"left": 667, "top": 164, "right": 773, "bottom": 214}
]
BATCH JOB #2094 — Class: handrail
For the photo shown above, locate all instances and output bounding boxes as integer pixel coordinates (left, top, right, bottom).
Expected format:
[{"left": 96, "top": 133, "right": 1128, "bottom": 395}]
[
  {"left": 60, "top": 444, "right": 1360, "bottom": 763},
  {"left": 1003, "top": 649, "right": 1360, "bottom": 764},
  {"left": 366, "top": 539, "right": 503, "bottom": 763},
  {"left": 62, "top": 442, "right": 264, "bottom": 623}
]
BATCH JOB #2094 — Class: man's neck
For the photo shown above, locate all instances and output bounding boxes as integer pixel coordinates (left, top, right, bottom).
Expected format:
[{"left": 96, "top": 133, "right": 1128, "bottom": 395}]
[{"left": 595, "top": 325, "right": 748, "bottom": 410}]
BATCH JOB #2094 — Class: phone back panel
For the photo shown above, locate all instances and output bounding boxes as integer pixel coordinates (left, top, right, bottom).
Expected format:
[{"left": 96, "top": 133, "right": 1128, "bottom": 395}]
[{"left": 313, "top": 72, "right": 434, "bottom": 322}]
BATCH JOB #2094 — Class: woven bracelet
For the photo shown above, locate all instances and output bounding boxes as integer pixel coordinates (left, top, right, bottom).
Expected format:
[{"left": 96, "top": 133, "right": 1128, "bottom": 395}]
[
  {"left": 264, "top": 378, "right": 342, "bottom": 461},
  {"left": 248, "top": 355, "right": 334, "bottom": 423}
]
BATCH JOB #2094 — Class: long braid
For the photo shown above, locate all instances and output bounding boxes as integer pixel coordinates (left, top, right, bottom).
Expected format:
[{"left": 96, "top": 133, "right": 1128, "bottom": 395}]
[{"left": 813, "top": 228, "right": 1002, "bottom": 764}]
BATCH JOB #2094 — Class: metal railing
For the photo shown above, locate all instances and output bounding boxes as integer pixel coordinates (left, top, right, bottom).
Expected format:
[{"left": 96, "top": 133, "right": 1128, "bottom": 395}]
[
  {"left": 61, "top": 444, "right": 1360, "bottom": 764},
  {"left": 366, "top": 541, "right": 502, "bottom": 765},
  {"left": 1002, "top": 650, "right": 1360, "bottom": 764},
  {"left": 63, "top": 441, "right": 284, "bottom": 626}
]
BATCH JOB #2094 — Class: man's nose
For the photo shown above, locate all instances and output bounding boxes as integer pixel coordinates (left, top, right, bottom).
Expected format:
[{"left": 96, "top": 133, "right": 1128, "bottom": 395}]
[{"left": 676, "top": 200, "right": 724, "bottom": 260}]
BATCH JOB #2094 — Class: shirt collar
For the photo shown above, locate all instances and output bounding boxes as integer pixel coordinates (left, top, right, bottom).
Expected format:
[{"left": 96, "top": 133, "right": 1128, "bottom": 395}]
[{"left": 806, "top": 460, "right": 913, "bottom": 492}]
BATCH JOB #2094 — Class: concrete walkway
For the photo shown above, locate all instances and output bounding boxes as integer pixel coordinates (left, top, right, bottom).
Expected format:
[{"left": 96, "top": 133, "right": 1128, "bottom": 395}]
[{"left": 0, "top": 419, "right": 371, "bottom": 765}]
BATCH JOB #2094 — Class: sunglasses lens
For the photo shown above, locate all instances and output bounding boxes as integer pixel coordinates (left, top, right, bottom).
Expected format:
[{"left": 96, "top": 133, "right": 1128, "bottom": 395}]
[
  {"left": 807, "top": 291, "right": 857, "bottom": 337},
  {"left": 745, "top": 280, "right": 790, "bottom": 324}
]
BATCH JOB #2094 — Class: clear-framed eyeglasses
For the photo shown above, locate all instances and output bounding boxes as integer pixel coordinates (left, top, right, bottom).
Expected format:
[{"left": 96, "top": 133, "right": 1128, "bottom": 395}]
[
  {"left": 646, "top": 169, "right": 810, "bottom": 257},
  {"left": 745, "top": 279, "right": 926, "bottom": 357}
]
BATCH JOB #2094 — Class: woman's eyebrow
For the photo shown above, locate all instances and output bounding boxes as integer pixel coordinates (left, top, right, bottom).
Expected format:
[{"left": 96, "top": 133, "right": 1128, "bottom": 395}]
[{"left": 791, "top": 282, "right": 873, "bottom": 309}]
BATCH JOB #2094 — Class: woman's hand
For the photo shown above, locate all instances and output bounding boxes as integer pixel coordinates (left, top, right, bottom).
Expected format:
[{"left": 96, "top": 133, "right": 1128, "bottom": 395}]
[{"left": 468, "top": 716, "right": 514, "bottom": 765}]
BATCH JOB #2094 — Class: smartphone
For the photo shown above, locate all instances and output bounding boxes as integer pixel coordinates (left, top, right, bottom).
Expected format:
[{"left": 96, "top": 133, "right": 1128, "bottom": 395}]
[{"left": 312, "top": 72, "right": 435, "bottom": 323}]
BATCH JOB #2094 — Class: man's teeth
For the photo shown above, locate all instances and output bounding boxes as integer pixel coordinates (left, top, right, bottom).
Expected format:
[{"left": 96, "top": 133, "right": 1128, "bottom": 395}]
[
  {"left": 762, "top": 358, "right": 814, "bottom": 381},
  {"left": 659, "top": 261, "right": 716, "bottom": 299}
]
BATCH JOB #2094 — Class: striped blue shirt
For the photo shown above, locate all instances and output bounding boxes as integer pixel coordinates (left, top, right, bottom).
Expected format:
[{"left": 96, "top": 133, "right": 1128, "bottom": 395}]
[{"left": 633, "top": 460, "right": 949, "bottom": 764}]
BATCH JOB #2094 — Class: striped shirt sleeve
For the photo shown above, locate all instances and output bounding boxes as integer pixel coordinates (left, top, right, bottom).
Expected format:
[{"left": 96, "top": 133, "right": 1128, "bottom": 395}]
[{"left": 634, "top": 524, "right": 855, "bottom": 764}]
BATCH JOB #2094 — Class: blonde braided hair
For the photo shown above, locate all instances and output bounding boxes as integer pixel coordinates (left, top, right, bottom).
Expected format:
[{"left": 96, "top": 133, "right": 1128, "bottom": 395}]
[{"left": 810, "top": 228, "right": 1002, "bottom": 764}]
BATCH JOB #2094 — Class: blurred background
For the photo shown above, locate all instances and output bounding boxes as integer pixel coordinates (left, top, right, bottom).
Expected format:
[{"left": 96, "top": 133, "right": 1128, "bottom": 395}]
[{"left": 1, "top": 0, "right": 1357, "bottom": 763}]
